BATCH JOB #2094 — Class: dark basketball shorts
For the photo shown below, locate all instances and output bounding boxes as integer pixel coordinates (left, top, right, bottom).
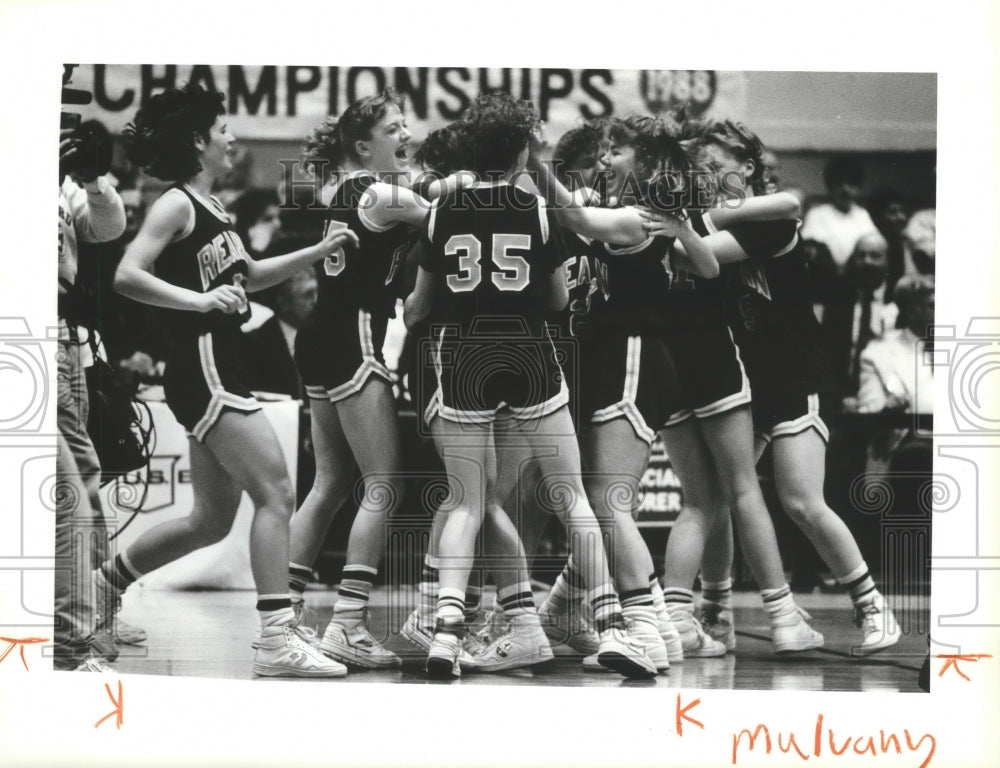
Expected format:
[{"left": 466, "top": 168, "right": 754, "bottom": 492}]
[
  {"left": 409, "top": 327, "right": 443, "bottom": 429},
  {"left": 435, "top": 328, "right": 568, "bottom": 425},
  {"left": 295, "top": 309, "right": 393, "bottom": 403},
  {"left": 752, "top": 390, "right": 832, "bottom": 444},
  {"left": 663, "top": 322, "right": 751, "bottom": 428},
  {"left": 163, "top": 329, "right": 261, "bottom": 442},
  {"left": 577, "top": 334, "right": 679, "bottom": 444}
]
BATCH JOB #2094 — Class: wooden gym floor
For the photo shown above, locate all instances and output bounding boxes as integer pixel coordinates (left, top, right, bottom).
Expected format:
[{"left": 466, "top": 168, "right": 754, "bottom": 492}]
[{"left": 104, "top": 586, "right": 929, "bottom": 692}]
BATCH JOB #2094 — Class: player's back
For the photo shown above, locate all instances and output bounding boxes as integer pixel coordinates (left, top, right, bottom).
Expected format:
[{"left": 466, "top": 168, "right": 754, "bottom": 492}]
[{"left": 421, "top": 180, "right": 559, "bottom": 338}]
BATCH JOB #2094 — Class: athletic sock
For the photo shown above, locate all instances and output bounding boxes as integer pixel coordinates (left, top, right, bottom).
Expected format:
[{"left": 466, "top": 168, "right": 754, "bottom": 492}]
[
  {"left": 257, "top": 594, "right": 295, "bottom": 629},
  {"left": 99, "top": 553, "right": 141, "bottom": 592},
  {"left": 497, "top": 581, "right": 537, "bottom": 619},
  {"left": 464, "top": 582, "right": 483, "bottom": 622},
  {"left": 418, "top": 554, "right": 440, "bottom": 620},
  {"left": 332, "top": 564, "right": 378, "bottom": 625},
  {"left": 619, "top": 587, "right": 655, "bottom": 610},
  {"left": 435, "top": 587, "right": 466, "bottom": 637},
  {"left": 701, "top": 577, "right": 733, "bottom": 610},
  {"left": 547, "top": 560, "right": 588, "bottom": 612},
  {"left": 663, "top": 587, "right": 695, "bottom": 614},
  {"left": 288, "top": 562, "right": 313, "bottom": 598},
  {"left": 836, "top": 563, "right": 878, "bottom": 605},
  {"left": 588, "top": 584, "right": 625, "bottom": 634},
  {"left": 760, "top": 584, "right": 797, "bottom": 623}
]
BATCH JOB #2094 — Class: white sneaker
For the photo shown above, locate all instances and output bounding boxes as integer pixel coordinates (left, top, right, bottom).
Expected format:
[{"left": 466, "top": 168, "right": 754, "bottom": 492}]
[
  {"left": 74, "top": 655, "right": 118, "bottom": 673},
  {"left": 583, "top": 613, "right": 669, "bottom": 674},
  {"left": 426, "top": 631, "right": 463, "bottom": 679},
  {"left": 853, "top": 594, "right": 901, "bottom": 656},
  {"left": 623, "top": 608, "right": 669, "bottom": 673},
  {"left": 772, "top": 606, "right": 825, "bottom": 654},
  {"left": 656, "top": 609, "right": 685, "bottom": 663},
  {"left": 401, "top": 608, "right": 435, "bottom": 651},
  {"left": 253, "top": 625, "right": 347, "bottom": 678},
  {"left": 699, "top": 603, "right": 736, "bottom": 651},
  {"left": 319, "top": 616, "right": 402, "bottom": 669},
  {"left": 538, "top": 599, "right": 600, "bottom": 655},
  {"left": 469, "top": 608, "right": 509, "bottom": 647},
  {"left": 402, "top": 610, "right": 481, "bottom": 670},
  {"left": 113, "top": 617, "right": 147, "bottom": 645},
  {"left": 596, "top": 627, "right": 658, "bottom": 679},
  {"left": 668, "top": 606, "right": 728, "bottom": 658},
  {"left": 474, "top": 615, "right": 554, "bottom": 672},
  {"left": 252, "top": 601, "right": 320, "bottom": 649}
]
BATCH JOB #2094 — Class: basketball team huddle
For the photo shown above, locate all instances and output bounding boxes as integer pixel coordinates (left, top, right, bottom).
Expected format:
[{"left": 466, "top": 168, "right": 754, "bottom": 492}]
[{"left": 102, "top": 83, "right": 900, "bottom": 681}]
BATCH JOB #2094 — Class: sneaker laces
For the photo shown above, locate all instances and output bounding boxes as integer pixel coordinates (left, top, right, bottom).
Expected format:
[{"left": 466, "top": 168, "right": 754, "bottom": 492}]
[
  {"left": 699, "top": 603, "right": 722, "bottom": 631},
  {"left": 852, "top": 600, "right": 879, "bottom": 630}
]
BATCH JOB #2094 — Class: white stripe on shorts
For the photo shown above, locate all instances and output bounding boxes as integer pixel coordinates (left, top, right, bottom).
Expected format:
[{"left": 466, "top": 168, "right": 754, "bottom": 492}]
[{"left": 589, "top": 336, "right": 656, "bottom": 444}]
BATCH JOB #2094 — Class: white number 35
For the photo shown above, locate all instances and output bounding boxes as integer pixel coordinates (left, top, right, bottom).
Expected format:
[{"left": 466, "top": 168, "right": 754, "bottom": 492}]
[{"left": 445, "top": 233, "right": 531, "bottom": 292}]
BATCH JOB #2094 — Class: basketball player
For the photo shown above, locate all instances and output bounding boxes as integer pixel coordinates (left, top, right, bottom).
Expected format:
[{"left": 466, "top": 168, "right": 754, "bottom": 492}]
[
  {"left": 106, "top": 83, "right": 357, "bottom": 677},
  {"left": 290, "top": 90, "right": 482, "bottom": 670},
  {"left": 530, "top": 116, "right": 719, "bottom": 672},
  {"left": 406, "top": 93, "right": 658, "bottom": 679},
  {"left": 651, "top": 120, "right": 899, "bottom": 655},
  {"left": 400, "top": 123, "right": 542, "bottom": 672}
]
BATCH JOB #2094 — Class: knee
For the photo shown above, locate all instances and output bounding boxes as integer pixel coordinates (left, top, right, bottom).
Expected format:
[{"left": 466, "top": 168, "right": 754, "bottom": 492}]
[
  {"left": 190, "top": 512, "right": 234, "bottom": 546},
  {"left": 778, "top": 493, "right": 823, "bottom": 529},
  {"left": 360, "top": 474, "right": 405, "bottom": 514},
  {"left": 247, "top": 472, "right": 296, "bottom": 517}
]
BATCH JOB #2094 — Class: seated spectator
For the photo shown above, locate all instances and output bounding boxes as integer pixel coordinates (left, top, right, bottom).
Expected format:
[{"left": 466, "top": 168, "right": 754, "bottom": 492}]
[
  {"left": 821, "top": 231, "right": 898, "bottom": 398},
  {"left": 233, "top": 187, "right": 282, "bottom": 259},
  {"left": 801, "top": 155, "right": 876, "bottom": 271},
  {"left": 243, "top": 264, "right": 318, "bottom": 399},
  {"left": 857, "top": 274, "right": 935, "bottom": 415},
  {"left": 867, "top": 187, "right": 910, "bottom": 296},
  {"left": 903, "top": 208, "right": 935, "bottom": 276}
]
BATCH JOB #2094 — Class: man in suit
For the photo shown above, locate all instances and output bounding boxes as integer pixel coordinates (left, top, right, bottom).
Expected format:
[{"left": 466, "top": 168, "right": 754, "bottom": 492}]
[
  {"left": 821, "top": 231, "right": 898, "bottom": 400},
  {"left": 244, "top": 266, "right": 318, "bottom": 398}
]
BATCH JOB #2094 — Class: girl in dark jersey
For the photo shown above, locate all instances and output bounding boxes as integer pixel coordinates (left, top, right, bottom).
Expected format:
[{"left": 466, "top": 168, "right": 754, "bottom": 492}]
[
  {"left": 287, "top": 90, "right": 478, "bottom": 670},
  {"left": 530, "top": 116, "right": 719, "bottom": 673},
  {"left": 107, "top": 83, "right": 358, "bottom": 678},
  {"left": 399, "top": 122, "right": 541, "bottom": 672},
  {"left": 667, "top": 121, "right": 899, "bottom": 655},
  {"left": 407, "top": 94, "right": 659, "bottom": 680}
]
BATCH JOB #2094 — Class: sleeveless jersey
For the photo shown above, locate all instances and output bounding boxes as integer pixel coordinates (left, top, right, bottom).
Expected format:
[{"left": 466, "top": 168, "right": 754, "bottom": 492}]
[
  {"left": 585, "top": 215, "right": 673, "bottom": 336},
  {"left": 550, "top": 227, "right": 597, "bottom": 340},
  {"left": 721, "top": 218, "right": 833, "bottom": 394},
  {"left": 660, "top": 209, "right": 728, "bottom": 332},
  {"left": 419, "top": 181, "right": 560, "bottom": 338},
  {"left": 155, "top": 184, "right": 251, "bottom": 336},
  {"left": 315, "top": 171, "right": 412, "bottom": 320}
]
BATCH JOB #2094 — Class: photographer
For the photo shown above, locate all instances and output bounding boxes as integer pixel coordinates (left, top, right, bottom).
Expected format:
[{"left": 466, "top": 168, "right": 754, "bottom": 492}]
[{"left": 55, "top": 104, "right": 133, "bottom": 671}]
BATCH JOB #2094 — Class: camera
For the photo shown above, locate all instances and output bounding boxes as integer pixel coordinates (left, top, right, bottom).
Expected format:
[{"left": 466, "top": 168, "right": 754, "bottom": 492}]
[{"left": 60, "top": 64, "right": 113, "bottom": 183}]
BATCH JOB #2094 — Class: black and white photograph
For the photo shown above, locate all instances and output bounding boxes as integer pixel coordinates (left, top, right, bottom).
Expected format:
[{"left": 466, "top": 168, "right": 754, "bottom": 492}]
[
  {"left": 0, "top": 2, "right": 997, "bottom": 767},
  {"left": 48, "top": 63, "right": 936, "bottom": 690}
]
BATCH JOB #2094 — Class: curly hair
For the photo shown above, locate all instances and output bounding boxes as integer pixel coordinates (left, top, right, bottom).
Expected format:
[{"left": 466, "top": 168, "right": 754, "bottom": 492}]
[
  {"left": 414, "top": 121, "right": 472, "bottom": 176},
  {"left": 123, "top": 82, "right": 225, "bottom": 182},
  {"left": 698, "top": 120, "right": 768, "bottom": 195},
  {"left": 301, "top": 89, "right": 405, "bottom": 176},
  {"left": 607, "top": 114, "right": 690, "bottom": 211},
  {"left": 552, "top": 120, "right": 608, "bottom": 185},
  {"left": 461, "top": 92, "right": 539, "bottom": 178}
]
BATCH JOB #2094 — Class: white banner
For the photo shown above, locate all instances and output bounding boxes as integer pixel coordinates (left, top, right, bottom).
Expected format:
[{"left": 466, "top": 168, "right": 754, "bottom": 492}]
[{"left": 69, "top": 65, "right": 748, "bottom": 141}]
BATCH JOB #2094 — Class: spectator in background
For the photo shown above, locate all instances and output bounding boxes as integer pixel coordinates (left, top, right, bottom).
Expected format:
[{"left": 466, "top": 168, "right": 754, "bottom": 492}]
[
  {"left": 857, "top": 274, "right": 935, "bottom": 416},
  {"left": 233, "top": 187, "right": 282, "bottom": 259},
  {"left": 867, "top": 187, "right": 910, "bottom": 296},
  {"left": 903, "top": 208, "right": 936, "bottom": 276},
  {"left": 56, "top": 120, "right": 131, "bottom": 672},
  {"left": 821, "top": 231, "right": 898, "bottom": 399},
  {"left": 801, "top": 156, "right": 876, "bottom": 271},
  {"left": 243, "top": 263, "right": 318, "bottom": 399}
]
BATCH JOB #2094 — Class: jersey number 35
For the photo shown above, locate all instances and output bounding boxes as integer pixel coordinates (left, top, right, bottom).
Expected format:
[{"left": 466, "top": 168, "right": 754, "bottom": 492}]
[{"left": 445, "top": 233, "right": 531, "bottom": 293}]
